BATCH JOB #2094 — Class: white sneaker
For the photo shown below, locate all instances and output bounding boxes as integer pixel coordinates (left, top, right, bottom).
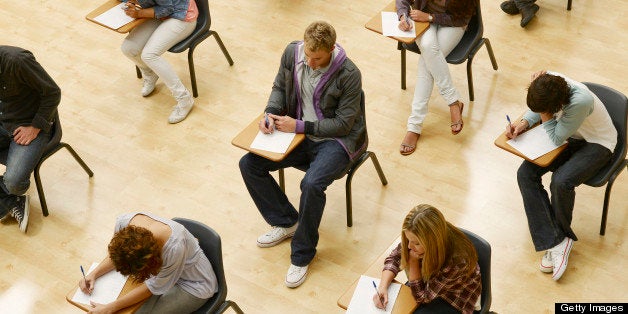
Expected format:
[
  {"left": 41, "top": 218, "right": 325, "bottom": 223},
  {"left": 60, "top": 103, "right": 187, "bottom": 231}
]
[
  {"left": 539, "top": 251, "right": 553, "bottom": 273},
  {"left": 141, "top": 73, "right": 159, "bottom": 97},
  {"left": 256, "top": 224, "right": 297, "bottom": 248},
  {"left": 550, "top": 237, "right": 573, "bottom": 281},
  {"left": 168, "top": 97, "right": 194, "bottom": 124},
  {"left": 285, "top": 264, "right": 308, "bottom": 288}
]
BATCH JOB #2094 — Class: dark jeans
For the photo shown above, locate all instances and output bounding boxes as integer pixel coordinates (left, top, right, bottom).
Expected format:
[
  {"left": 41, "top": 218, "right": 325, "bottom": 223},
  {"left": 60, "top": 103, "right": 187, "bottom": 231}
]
[
  {"left": 517, "top": 138, "right": 612, "bottom": 251},
  {"left": 239, "top": 138, "right": 350, "bottom": 266},
  {"left": 0, "top": 128, "right": 50, "bottom": 214},
  {"left": 414, "top": 297, "right": 461, "bottom": 314}
]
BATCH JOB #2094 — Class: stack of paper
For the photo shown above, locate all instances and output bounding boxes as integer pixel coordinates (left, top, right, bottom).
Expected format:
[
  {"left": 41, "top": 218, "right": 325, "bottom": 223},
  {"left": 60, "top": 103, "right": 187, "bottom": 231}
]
[
  {"left": 71, "top": 262, "right": 128, "bottom": 305},
  {"left": 346, "top": 275, "right": 402, "bottom": 314},
  {"left": 507, "top": 126, "right": 566, "bottom": 160}
]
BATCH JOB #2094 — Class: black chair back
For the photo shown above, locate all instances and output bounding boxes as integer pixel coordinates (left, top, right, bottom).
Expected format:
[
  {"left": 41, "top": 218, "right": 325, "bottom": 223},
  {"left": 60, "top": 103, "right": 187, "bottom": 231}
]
[
  {"left": 172, "top": 217, "right": 228, "bottom": 314},
  {"left": 460, "top": 228, "right": 492, "bottom": 314},
  {"left": 169, "top": 0, "right": 211, "bottom": 53},
  {"left": 582, "top": 82, "right": 628, "bottom": 186},
  {"left": 43, "top": 112, "right": 63, "bottom": 155},
  {"left": 446, "top": 0, "right": 483, "bottom": 64}
]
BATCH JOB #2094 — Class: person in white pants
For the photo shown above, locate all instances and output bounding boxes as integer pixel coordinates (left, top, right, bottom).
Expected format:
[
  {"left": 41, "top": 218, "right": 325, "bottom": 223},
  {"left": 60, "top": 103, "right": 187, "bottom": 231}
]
[
  {"left": 121, "top": 0, "right": 198, "bottom": 124},
  {"left": 396, "top": 0, "right": 476, "bottom": 155}
]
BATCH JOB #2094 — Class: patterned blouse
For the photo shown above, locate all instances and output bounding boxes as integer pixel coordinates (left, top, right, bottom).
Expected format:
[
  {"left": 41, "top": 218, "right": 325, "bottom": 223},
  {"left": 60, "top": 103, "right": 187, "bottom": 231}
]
[{"left": 383, "top": 244, "right": 481, "bottom": 314}]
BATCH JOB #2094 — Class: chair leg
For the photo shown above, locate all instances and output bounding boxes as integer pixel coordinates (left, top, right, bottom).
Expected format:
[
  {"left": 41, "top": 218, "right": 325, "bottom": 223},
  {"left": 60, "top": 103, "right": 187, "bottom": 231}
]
[
  {"left": 567, "top": 0, "right": 572, "bottom": 10},
  {"left": 217, "top": 300, "right": 244, "bottom": 314},
  {"left": 345, "top": 166, "right": 356, "bottom": 228},
  {"left": 60, "top": 143, "right": 94, "bottom": 177},
  {"left": 278, "top": 168, "right": 285, "bottom": 193},
  {"left": 135, "top": 65, "right": 142, "bottom": 79},
  {"left": 466, "top": 55, "right": 475, "bottom": 102},
  {"left": 210, "top": 31, "right": 234, "bottom": 66},
  {"left": 484, "top": 38, "right": 499, "bottom": 71},
  {"left": 33, "top": 162, "right": 49, "bottom": 217},
  {"left": 599, "top": 163, "right": 627, "bottom": 235},
  {"left": 187, "top": 44, "right": 199, "bottom": 98},
  {"left": 400, "top": 46, "right": 407, "bottom": 90},
  {"left": 369, "top": 152, "right": 388, "bottom": 186}
]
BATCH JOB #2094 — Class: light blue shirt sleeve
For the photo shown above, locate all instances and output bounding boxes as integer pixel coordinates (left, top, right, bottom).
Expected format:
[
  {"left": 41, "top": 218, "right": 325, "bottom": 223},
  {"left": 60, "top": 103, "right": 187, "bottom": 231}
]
[{"left": 522, "top": 72, "right": 594, "bottom": 146}]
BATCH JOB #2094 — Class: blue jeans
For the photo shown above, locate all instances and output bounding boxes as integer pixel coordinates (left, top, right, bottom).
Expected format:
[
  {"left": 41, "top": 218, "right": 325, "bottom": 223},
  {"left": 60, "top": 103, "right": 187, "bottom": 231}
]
[
  {"left": 239, "top": 138, "right": 350, "bottom": 266},
  {"left": 0, "top": 127, "right": 50, "bottom": 213},
  {"left": 517, "top": 138, "right": 612, "bottom": 251}
]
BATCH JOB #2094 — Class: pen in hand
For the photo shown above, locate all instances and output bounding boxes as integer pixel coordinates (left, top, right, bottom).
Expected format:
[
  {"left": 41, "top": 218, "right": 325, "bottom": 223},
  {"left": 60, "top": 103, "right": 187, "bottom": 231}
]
[
  {"left": 372, "top": 280, "right": 385, "bottom": 309},
  {"left": 264, "top": 112, "right": 270, "bottom": 128},
  {"left": 506, "top": 114, "right": 514, "bottom": 134}
]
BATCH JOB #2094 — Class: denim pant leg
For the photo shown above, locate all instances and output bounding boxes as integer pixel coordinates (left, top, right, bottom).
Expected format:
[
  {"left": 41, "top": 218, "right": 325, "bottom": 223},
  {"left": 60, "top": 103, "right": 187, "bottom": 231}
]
[
  {"left": 239, "top": 141, "right": 310, "bottom": 228},
  {"left": 291, "top": 140, "right": 349, "bottom": 266},
  {"left": 550, "top": 141, "right": 612, "bottom": 242},
  {"left": 0, "top": 130, "right": 49, "bottom": 213},
  {"left": 514, "top": 0, "right": 537, "bottom": 9}
]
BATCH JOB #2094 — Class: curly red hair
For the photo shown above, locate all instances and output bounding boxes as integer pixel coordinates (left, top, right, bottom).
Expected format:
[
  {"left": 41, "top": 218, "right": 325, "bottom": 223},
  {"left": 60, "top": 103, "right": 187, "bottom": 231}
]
[{"left": 108, "top": 225, "right": 162, "bottom": 282}]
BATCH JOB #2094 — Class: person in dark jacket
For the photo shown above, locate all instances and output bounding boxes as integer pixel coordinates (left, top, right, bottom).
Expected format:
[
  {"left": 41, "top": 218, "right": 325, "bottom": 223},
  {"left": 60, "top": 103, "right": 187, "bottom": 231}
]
[
  {"left": 0, "top": 45, "right": 60, "bottom": 233},
  {"left": 239, "top": 21, "right": 365, "bottom": 288}
]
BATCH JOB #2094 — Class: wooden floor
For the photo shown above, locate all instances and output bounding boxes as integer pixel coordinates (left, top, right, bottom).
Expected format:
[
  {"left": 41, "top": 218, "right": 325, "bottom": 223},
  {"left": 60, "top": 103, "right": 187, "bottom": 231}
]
[{"left": 1, "top": 0, "right": 627, "bottom": 313}]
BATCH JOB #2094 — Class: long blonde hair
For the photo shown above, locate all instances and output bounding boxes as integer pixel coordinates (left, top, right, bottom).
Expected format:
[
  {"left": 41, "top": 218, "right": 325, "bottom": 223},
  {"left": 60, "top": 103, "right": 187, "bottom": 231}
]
[{"left": 400, "top": 204, "right": 478, "bottom": 281}]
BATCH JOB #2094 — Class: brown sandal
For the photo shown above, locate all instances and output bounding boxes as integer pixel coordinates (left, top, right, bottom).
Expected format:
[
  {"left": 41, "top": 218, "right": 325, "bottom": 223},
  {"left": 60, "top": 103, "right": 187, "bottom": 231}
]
[
  {"left": 450, "top": 102, "right": 464, "bottom": 135},
  {"left": 400, "top": 132, "right": 420, "bottom": 155}
]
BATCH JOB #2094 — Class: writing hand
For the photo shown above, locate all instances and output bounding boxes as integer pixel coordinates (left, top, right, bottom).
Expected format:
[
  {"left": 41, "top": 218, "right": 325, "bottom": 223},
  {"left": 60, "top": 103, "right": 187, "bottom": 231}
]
[
  {"left": 398, "top": 14, "right": 412, "bottom": 31},
  {"left": 79, "top": 275, "right": 95, "bottom": 295},
  {"left": 12, "top": 126, "right": 40, "bottom": 146},
  {"left": 268, "top": 114, "right": 296, "bottom": 133},
  {"left": 373, "top": 290, "right": 389, "bottom": 309},
  {"left": 259, "top": 114, "right": 274, "bottom": 134},
  {"left": 506, "top": 120, "right": 529, "bottom": 139}
]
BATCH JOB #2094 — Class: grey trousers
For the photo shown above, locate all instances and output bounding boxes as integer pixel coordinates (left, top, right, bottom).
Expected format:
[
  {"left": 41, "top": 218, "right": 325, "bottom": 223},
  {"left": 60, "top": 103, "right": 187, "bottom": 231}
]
[{"left": 136, "top": 285, "right": 208, "bottom": 314}]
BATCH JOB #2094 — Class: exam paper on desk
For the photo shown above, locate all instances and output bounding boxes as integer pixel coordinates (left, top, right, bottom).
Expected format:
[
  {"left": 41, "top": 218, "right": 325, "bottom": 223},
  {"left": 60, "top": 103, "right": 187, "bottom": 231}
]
[
  {"left": 71, "top": 262, "right": 128, "bottom": 305},
  {"left": 507, "top": 125, "right": 566, "bottom": 160},
  {"left": 93, "top": 3, "right": 136, "bottom": 29},
  {"left": 346, "top": 275, "right": 402, "bottom": 314},
  {"left": 250, "top": 130, "right": 296, "bottom": 154},
  {"left": 381, "top": 12, "right": 415, "bottom": 37}
]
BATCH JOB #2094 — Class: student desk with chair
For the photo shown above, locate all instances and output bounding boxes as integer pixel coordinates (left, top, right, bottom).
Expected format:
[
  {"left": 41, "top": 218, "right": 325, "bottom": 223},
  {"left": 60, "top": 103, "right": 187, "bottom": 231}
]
[
  {"left": 86, "top": 0, "right": 147, "bottom": 33},
  {"left": 231, "top": 114, "right": 305, "bottom": 162},
  {"left": 364, "top": 1, "right": 430, "bottom": 44},
  {"left": 337, "top": 237, "right": 417, "bottom": 313}
]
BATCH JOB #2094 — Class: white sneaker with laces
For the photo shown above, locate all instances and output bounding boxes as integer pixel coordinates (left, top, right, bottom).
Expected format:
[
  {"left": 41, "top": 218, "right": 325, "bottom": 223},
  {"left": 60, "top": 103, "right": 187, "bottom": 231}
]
[
  {"left": 550, "top": 237, "right": 573, "bottom": 281},
  {"left": 539, "top": 250, "right": 553, "bottom": 273},
  {"left": 168, "top": 96, "right": 194, "bottom": 124},
  {"left": 257, "top": 224, "right": 297, "bottom": 248},
  {"left": 285, "top": 264, "right": 308, "bottom": 288},
  {"left": 141, "top": 73, "right": 159, "bottom": 97}
]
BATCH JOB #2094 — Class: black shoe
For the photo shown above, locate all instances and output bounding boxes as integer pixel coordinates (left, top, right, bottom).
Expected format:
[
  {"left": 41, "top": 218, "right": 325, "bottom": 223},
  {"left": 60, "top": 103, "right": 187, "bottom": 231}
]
[
  {"left": 520, "top": 4, "right": 540, "bottom": 27},
  {"left": 0, "top": 207, "right": 8, "bottom": 220},
  {"left": 500, "top": 0, "right": 519, "bottom": 15},
  {"left": 11, "top": 195, "right": 29, "bottom": 233}
]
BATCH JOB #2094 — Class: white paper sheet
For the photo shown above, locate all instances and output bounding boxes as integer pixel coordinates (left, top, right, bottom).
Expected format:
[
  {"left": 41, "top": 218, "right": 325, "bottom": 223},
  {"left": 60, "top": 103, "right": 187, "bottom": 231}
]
[
  {"left": 250, "top": 130, "right": 296, "bottom": 154},
  {"left": 71, "top": 262, "right": 128, "bottom": 305},
  {"left": 93, "top": 3, "right": 135, "bottom": 30},
  {"left": 381, "top": 12, "right": 416, "bottom": 38},
  {"left": 346, "top": 275, "right": 402, "bottom": 314},
  {"left": 507, "top": 125, "right": 566, "bottom": 160}
]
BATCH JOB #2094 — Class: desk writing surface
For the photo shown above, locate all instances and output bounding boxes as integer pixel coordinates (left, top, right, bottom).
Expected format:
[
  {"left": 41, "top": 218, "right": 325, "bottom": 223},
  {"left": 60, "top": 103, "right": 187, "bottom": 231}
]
[
  {"left": 494, "top": 125, "right": 567, "bottom": 168},
  {"left": 365, "top": 1, "right": 430, "bottom": 44},
  {"left": 231, "top": 114, "right": 305, "bottom": 162},
  {"left": 86, "top": 0, "right": 146, "bottom": 33},
  {"left": 338, "top": 238, "right": 416, "bottom": 314},
  {"left": 65, "top": 267, "right": 145, "bottom": 313}
]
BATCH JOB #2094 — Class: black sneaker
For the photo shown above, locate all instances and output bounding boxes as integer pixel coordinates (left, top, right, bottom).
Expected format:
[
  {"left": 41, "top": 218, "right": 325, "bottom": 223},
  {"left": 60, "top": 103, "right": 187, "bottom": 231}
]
[
  {"left": 520, "top": 4, "right": 540, "bottom": 27},
  {"left": 11, "top": 195, "right": 29, "bottom": 233},
  {"left": 500, "top": 0, "right": 520, "bottom": 15},
  {"left": 0, "top": 207, "right": 9, "bottom": 221}
]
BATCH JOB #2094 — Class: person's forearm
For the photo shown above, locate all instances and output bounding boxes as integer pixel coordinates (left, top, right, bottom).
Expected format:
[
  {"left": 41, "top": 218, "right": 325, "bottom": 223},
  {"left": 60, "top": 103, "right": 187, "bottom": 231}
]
[
  {"left": 91, "top": 257, "right": 116, "bottom": 279},
  {"left": 109, "top": 283, "right": 152, "bottom": 311},
  {"left": 379, "top": 270, "right": 396, "bottom": 289}
]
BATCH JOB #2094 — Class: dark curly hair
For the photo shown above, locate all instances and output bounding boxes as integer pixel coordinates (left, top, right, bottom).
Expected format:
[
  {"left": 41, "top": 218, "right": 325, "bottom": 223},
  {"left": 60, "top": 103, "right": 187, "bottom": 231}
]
[
  {"left": 108, "top": 225, "right": 162, "bottom": 282},
  {"left": 527, "top": 73, "right": 571, "bottom": 114}
]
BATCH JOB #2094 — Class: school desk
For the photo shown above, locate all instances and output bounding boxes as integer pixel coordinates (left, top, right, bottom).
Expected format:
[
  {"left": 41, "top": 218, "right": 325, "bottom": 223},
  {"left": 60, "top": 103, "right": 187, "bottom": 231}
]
[
  {"left": 494, "top": 120, "right": 568, "bottom": 168},
  {"left": 231, "top": 114, "right": 306, "bottom": 162},
  {"left": 365, "top": 1, "right": 430, "bottom": 44},
  {"left": 86, "top": 0, "right": 146, "bottom": 33}
]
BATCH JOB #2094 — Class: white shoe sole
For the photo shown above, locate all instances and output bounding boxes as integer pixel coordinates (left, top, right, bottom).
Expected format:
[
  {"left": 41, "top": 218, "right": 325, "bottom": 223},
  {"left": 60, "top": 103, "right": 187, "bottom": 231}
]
[
  {"left": 285, "top": 270, "right": 307, "bottom": 288},
  {"left": 552, "top": 239, "right": 573, "bottom": 281},
  {"left": 256, "top": 231, "right": 295, "bottom": 248}
]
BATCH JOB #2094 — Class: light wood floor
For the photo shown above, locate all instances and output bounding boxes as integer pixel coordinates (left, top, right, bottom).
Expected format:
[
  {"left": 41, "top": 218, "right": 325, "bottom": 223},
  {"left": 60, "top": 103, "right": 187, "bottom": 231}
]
[{"left": 1, "top": 0, "right": 626, "bottom": 313}]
